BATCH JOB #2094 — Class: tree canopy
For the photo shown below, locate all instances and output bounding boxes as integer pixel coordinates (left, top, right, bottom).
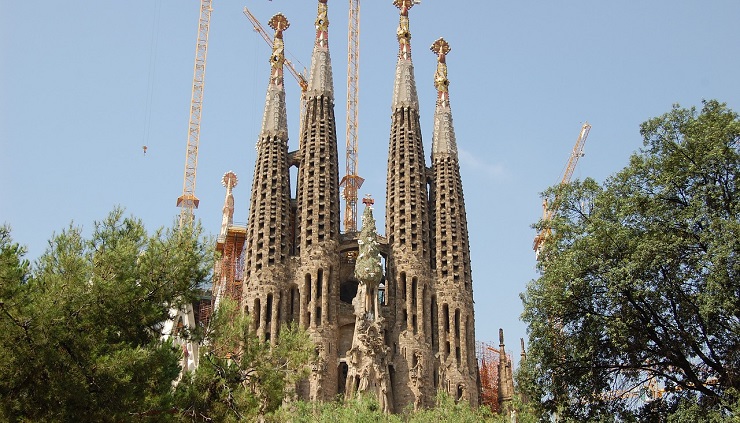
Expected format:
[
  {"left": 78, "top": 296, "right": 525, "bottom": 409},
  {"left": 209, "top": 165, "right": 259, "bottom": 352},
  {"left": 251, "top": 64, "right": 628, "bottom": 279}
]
[
  {"left": 0, "top": 209, "right": 211, "bottom": 422},
  {"left": 0, "top": 208, "right": 505, "bottom": 421},
  {"left": 174, "top": 298, "right": 314, "bottom": 421},
  {"left": 269, "top": 391, "right": 509, "bottom": 423},
  {"left": 520, "top": 100, "right": 740, "bottom": 420}
]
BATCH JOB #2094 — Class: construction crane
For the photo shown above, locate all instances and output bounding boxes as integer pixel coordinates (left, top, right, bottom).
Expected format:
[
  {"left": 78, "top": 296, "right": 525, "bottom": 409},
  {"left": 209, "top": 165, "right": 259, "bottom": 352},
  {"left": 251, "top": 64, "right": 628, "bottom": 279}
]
[
  {"left": 533, "top": 122, "right": 591, "bottom": 257},
  {"left": 339, "top": 0, "right": 364, "bottom": 232},
  {"left": 243, "top": 7, "right": 308, "bottom": 141},
  {"left": 167, "top": 0, "right": 214, "bottom": 372},
  {"left": 176, "top": 0, "right": 213, "bottom": 227}
]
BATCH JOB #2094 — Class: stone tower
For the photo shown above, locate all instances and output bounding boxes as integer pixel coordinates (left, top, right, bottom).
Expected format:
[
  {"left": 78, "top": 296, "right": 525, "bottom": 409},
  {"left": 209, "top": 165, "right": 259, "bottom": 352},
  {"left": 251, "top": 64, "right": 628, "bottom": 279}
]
[
  {"left": 294, "top": 0, "right": 341, "bottom": 400},
  {"left": 497, "top": 329, "right": 515, "bottom": 415},
  {"left": 384, "top": 0, "right": 435, "bottom": 409},
  {"left": 242, "top": 13, "right": 293, "bottom": 346},
  {"left": 429, "top": 38, "right": 478, "bottom": 406},
  {"left": 227, "top": 0, "right": 479, "bottom": 412}
]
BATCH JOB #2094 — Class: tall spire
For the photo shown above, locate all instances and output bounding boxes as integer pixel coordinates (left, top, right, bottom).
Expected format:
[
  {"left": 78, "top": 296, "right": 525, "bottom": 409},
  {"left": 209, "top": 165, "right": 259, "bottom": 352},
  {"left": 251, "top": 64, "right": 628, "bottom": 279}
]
[
  {"left": 294, "top": 1, "right": 342, "bottom": 400},
  {"left": 219, "top": 171, "right": 238, "bottom": 239},
  {"left": 296, "top": 0, "right": 341, "bottom": 255},
  {"left": 391, "top": 0, "right": 418, "bottom": 109},
  {"left": 430, "top": 37, "right": 478, "bottom": 406},
  {"left": 260, "top": 14, "right": 290, "bottom": 139},
  {"left": 430, "top": 38, "right": 456, "bottom": 156},
  {"left": 385, "top": 0, "right": 434, "bottom": 409},
  {"left": 386, "top": 0, "right": 429, "bottom": 268},
  {"left": 307, "top": 0, "right": 334, "bottom": 98},
  {"left": 430, "top": 37, "right": 470, "bottom": 290},
  {"left": 244, "top": 13, "right": 293, "bottom": 317}
]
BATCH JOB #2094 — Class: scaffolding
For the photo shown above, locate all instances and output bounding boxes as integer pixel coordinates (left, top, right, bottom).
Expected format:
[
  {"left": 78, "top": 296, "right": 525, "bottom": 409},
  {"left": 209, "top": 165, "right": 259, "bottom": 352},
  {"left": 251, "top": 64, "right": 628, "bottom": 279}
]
[
  {"left": 476, "top": 341, "right": 501, "bottom": 413},
  {"left": 205, "top": 226, "right": 247, "bottom": 326}
]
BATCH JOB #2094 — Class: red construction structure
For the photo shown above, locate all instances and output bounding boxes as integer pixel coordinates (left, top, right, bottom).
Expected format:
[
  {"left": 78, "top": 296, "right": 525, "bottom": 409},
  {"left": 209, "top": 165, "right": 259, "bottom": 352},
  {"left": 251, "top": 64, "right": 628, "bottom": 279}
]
[{"left": 477, "top": 341, "right": 501, "bottom": 413}]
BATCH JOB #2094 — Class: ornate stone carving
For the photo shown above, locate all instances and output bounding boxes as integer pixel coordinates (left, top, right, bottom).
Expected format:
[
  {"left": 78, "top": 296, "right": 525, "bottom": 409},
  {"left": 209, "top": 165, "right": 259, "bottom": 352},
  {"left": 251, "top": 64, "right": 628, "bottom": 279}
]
[{"left": 344, "top": 202, "right": 393, "bottom": 412}]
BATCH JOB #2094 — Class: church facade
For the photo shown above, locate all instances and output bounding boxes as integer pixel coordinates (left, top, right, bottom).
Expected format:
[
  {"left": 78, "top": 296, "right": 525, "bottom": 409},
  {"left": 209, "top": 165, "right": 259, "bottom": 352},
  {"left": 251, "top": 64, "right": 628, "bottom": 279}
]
[{"left": 213, "top": 0, "right": 478, "bottom": 411}]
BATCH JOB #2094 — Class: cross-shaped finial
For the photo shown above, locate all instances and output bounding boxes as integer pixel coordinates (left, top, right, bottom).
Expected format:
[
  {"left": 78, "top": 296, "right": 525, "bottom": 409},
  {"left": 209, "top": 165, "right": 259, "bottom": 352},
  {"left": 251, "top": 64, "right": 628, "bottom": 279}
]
[
  {"left": 393, "top": 0, "right": 415, "bottom": 12},
  {"left": 430, "top": 38, "right": 451, "bottom": 57},
  {"left": 268, "top": 13, "right": 290, "bottom": 34}
]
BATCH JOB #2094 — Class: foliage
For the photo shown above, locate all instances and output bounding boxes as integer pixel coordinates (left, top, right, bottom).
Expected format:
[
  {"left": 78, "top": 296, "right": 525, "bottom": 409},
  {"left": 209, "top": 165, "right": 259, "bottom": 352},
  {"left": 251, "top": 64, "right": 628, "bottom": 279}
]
[
  {"left": 409, "top": 391, "right": 498, "bottom": 422},
  {"left": 270, "top": 391, "right": 507, "bottom": 422},
  {"left": 0, "top": 209, "right": 212, "bottom": 422},
  {"left": 270, "top": 395, "right": 391, "bottom": 423},
  {"left": 520, "top": 100, "right": 740, "bottom": 420},
  {"left": 175, "top": 297, "right": 314, "bottom": 421},
  {"left": 665, "top": 390, "right": 740, "bottom": 423}
]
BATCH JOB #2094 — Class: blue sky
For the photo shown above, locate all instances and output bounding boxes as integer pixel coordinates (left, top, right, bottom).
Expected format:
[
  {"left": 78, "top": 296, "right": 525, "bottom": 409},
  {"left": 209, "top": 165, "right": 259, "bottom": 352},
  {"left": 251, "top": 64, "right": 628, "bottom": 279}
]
[{"left": 2, "top": 1, "right": 739, "bottom": 361}]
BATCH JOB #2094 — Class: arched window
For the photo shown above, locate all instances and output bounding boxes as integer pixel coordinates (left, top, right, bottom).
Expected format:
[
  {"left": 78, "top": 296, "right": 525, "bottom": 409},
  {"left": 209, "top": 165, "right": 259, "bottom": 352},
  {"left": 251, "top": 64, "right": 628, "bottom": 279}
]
[{"left": 254, "top": 298, "right": 261, "bottom": 330}]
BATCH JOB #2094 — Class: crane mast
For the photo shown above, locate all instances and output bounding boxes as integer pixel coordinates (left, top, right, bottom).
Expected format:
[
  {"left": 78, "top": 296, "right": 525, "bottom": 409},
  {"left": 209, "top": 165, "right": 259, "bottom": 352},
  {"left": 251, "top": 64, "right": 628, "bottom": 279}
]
[
  {"left": 533, "top": 122, "right": 591, "bottom": 256},
  {"left": 166, "top": 0, "right": 213, "bottom": 372},
  {"left": 340, "top": 0, "right": 364, "bottom": 232},
  {"left": 177, "top": 0, "right": 213, "bottom": 227},
  {"left": 561, "top": 122, "right": 591, "bottom": 190}
]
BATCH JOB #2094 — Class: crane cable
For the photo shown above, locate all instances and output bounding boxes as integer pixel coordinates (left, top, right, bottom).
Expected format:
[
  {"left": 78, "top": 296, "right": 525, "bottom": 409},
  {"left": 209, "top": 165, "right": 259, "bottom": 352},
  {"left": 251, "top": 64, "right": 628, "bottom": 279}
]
[{"left": 141, "top": 0, "right": 163, "bottom": 155}]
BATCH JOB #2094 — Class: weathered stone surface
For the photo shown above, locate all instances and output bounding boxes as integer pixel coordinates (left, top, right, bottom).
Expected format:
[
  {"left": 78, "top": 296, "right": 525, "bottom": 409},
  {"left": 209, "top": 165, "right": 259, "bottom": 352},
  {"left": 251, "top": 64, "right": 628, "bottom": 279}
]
[
  {"left": 344, "top": 205, "right": 393, "bottom": 412},
  {"left": 227, "top": 1, "right": 480, "bottom": 413}
]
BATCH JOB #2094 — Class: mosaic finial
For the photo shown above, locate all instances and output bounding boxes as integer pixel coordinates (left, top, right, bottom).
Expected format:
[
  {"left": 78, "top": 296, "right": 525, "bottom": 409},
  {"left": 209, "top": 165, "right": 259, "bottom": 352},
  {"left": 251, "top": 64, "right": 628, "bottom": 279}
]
[
  {"left": 222, "top": 171, "right": 238, "bottom": 189},
  {"left": 393, "top": 0, "right": 416, "bottom": 12},
  {"left": 394, "top": 0, "right": 416, "bottom": 59},
  {"left": 362, "top": 194, "right": 374, "bottom": 206},
  {"left": 268, "top": 13, "right": 290, "bottom": 34},
  {"left": 315, "top": 0, "right": 330, "bottom": 47},
  {"left": 431, "top": 38, "right": 451, "bottom": 106},
  {"left": 431, "top": 38, "right": 451, "bottom": 104}
]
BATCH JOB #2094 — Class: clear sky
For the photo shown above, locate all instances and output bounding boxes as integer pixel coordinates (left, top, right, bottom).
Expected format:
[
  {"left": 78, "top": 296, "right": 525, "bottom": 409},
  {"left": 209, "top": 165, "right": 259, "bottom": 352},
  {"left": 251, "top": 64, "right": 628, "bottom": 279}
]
[{"left": 2, "top": 1, "right": 739, "bottom": 361}]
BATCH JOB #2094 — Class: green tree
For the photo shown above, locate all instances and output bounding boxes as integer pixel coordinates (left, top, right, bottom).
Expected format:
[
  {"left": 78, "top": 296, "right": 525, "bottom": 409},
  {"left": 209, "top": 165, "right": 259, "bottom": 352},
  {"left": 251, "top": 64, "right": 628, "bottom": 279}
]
[
  {"left": 270, "top": 391, "right": 508, "bottom": 423},
  {"left": 175, "top": 298, "right": 314, "bottom": 421},
  {"left": 0, "top": 209, "right": 211, "bottom": 422},
  {"left": 521, "top": 100, "right": 740, "bottom": 420},
  {"left": 665, "top": 390, "right": 740, "bottom": 422}
]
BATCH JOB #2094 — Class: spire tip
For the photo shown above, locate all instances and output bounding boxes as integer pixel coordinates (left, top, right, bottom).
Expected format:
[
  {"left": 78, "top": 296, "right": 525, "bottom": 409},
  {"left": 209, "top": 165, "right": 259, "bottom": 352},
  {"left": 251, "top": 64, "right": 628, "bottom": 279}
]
[
  {"left": 314, "top": 0, "right": 329, "bottom": 47},
  {"left": 268, "top": 13, "right": 290, "bottom": 33},
  {"left": 267, "top": 14, "right": 289, "bottom": 87},
  {"left": 430, "top": 38, "right": 451, "bottom": 57},
  {"left": 431, "top": 38, "right": 451, "bottom": 101},
  {"left": 362, "top": 194, "right": 375, "bottom": 207},
  {"left": 222, "top": 171, "right": 238, "bottom": 189},
  {"left": 393, "top": 0, "right": 417, "bottom": 11},
  {"left": 395, "top": 0, "right": 414, "bottom": 59}
]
